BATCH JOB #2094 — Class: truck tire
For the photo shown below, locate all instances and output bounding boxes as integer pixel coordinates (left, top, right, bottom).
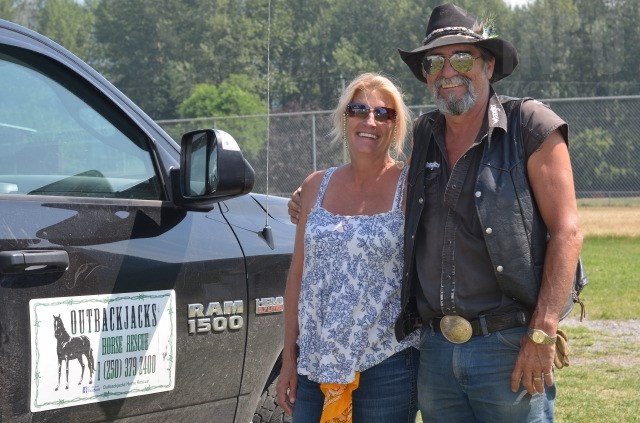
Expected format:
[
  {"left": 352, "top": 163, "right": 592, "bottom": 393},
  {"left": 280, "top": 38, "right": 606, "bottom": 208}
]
[
  {"left": 252, "top": 375, "right": 291, "bottom": 423},
  {"left": 253, "top": 356, "right": 291, "bottom": 423}
]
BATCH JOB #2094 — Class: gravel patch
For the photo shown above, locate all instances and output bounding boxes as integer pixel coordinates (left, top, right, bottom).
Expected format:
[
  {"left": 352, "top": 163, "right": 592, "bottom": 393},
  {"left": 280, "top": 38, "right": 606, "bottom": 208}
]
[
  {"left": 559, "top": 318, "right": 640, "bottom": 367},
  {"left": 561, "top": 317, "right": 639, "bottom": 336}
]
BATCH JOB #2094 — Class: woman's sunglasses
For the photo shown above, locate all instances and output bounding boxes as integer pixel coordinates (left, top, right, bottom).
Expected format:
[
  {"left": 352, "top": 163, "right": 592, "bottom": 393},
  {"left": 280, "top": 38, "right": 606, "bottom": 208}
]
[
  {"left": 422, "top": 52, "right": 480, "bottom": 76},
  {"left": 345, "top": 102, "right": 397, "bottom": 122}
]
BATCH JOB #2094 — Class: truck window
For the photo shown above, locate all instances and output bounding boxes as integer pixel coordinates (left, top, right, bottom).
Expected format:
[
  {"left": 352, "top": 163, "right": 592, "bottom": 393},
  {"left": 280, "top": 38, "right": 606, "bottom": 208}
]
[{"left": 0, "top": 50, "right": 162, "bottom": 200}]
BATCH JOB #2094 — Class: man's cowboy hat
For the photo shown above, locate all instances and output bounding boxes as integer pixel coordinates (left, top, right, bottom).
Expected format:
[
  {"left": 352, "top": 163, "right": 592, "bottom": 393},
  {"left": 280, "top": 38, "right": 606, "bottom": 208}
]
[{"left": 399, "top": 3, "right": 518, "bottom": 83}]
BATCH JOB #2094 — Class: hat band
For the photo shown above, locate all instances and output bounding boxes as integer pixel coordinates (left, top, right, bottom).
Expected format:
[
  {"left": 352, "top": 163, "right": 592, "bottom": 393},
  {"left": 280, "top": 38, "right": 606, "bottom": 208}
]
[{"left": 422, "top": 26, "right": 483, "bottom": 45}]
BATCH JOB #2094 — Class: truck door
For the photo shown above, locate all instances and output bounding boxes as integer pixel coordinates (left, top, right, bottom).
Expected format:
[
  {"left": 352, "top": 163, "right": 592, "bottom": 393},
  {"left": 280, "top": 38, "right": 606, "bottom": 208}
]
[{"left": 0, "top": 44, "right": 247, "bottom": 421}]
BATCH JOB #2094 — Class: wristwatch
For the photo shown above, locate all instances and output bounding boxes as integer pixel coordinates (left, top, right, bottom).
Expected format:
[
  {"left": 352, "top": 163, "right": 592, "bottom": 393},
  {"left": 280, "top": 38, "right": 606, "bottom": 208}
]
[{"left": 527, "top": 327, "right": 557, "bottom": 345}]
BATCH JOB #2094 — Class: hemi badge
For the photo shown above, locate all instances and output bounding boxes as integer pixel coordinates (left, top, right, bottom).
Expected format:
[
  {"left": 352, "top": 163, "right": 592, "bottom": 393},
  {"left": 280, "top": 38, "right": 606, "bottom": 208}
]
[{"left": 256, "top": 297, "right": 284, "bottom": 314}]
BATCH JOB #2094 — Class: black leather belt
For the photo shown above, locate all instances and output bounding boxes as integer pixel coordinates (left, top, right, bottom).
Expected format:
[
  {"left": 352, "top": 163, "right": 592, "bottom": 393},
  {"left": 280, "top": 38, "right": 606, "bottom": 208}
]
[{"left": 431, "top": 311, "right": 530, "bottom": 337}]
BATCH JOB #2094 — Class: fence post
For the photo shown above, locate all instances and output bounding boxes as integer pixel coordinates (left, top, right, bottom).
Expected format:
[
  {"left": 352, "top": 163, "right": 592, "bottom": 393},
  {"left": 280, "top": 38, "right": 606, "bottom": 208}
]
[{"left": 312, "top": 113, "right": 317, "bottom": 171}]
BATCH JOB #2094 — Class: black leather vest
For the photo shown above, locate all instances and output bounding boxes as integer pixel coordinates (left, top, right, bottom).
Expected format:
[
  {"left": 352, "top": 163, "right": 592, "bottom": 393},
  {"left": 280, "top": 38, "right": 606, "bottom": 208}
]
[{"left": 395, "top": 96, "right": 549, "bottom": 341}]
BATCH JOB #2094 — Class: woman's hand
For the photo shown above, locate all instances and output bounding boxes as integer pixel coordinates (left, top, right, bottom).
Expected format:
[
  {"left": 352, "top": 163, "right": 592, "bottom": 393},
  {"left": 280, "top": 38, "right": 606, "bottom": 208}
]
[{"left": 275, "top": 358, "right": 298, "bottom": 416}]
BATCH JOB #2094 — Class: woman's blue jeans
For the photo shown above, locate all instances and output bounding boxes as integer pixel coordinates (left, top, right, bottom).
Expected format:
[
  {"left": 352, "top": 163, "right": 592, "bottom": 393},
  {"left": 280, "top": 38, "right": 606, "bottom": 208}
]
[
  {"left": 292, "top": 347, "right": 419, "bottom": 422},
  {"left": 417, "top": 325, "right": 556, "bottom": 423}
]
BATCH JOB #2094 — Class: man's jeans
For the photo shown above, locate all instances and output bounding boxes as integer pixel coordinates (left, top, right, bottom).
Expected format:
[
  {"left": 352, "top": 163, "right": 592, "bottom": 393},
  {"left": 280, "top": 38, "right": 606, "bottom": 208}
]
[
  {"left": 418, "top": 325, "right": 555, "bottom": 423},
  {"left": 292, "top": 347, "right": 419, "bottom": 422}
]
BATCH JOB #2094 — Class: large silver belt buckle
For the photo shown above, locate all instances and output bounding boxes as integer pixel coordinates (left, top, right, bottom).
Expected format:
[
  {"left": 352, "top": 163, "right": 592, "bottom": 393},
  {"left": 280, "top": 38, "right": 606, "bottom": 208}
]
[{"left": 440, "top": 315, "right": 473, "bottom": 344}]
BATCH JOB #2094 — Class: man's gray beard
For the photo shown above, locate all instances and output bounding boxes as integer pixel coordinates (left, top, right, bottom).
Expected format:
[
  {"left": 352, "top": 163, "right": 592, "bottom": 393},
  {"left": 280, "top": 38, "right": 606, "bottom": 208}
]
[{"left": 432, "top": 76, "right": 477, "bottom": 116}]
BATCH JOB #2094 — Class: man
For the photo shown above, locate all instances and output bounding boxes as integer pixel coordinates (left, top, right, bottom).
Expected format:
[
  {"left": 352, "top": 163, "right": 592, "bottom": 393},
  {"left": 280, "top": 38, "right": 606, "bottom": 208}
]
[
  {"left": 393, "top": 3, "right": 582, "bottom": 422},
  {"left": 289, "top": 4, "right": 582, "bottom": 421}
]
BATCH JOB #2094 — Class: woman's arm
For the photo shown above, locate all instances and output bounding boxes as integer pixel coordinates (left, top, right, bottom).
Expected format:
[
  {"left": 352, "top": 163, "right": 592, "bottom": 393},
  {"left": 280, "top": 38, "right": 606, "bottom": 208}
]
[{"left": 276, "top": 171, "right": 322, "bottom": 415}]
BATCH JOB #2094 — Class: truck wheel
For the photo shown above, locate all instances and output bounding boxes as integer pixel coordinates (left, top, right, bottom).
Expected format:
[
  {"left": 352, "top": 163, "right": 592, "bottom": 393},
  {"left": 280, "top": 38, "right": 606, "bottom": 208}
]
[
  {"left": 253, "top": 355, "right": 291, "bottom": 423},
  {"left": 252, "top": 375, "right": 291, "bottom": 423}
]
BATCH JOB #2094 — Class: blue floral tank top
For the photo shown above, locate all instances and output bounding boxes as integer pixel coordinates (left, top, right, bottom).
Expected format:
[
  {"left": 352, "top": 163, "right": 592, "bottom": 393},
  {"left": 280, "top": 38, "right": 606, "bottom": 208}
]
[{"left": 297, "top": 165, "right": 420, "bottom": 384}]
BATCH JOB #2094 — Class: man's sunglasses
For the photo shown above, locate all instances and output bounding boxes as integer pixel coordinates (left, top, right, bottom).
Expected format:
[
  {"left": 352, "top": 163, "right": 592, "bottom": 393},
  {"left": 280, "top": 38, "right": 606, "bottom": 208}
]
[
  {"left": 345, "top": 102, "right": 397, "bottom": 122},
  {"left": 422, "top": 52, "right": 480, "bottom": 76}
]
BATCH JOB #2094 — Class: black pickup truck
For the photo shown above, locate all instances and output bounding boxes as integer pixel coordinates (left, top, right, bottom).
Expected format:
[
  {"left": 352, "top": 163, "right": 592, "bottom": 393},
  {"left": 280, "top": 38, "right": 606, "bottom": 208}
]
[{"left": 0, "top": 19, "right": 293, "bottom": 422}]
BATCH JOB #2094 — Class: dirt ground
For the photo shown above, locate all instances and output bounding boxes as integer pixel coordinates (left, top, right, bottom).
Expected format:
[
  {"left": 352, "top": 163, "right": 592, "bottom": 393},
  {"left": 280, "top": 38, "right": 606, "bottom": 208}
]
[
  {"left": 579, "top": 207, "right": 640, "bottom": 237},
  {"left": 560, "top": 317, "right": 640, "bottom": 367}
]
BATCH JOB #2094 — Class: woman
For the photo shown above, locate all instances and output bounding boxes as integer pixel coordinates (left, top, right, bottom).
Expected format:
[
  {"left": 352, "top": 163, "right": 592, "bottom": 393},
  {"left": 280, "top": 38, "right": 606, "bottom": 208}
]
[{"left": 276, "top": 73, "right": 420, "bottom": 422}]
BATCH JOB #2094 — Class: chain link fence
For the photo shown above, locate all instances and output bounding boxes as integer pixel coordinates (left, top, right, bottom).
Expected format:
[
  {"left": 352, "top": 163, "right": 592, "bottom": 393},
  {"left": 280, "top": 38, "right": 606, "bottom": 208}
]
[{"left": 158, "top": 96, "right": 640, "bottom": 201}]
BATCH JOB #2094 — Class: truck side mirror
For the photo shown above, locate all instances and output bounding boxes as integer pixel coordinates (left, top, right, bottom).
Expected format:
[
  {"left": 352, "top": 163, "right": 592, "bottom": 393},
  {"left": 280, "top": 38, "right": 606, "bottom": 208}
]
[{"left": 171, "top": 129, "right": 255, "bottom": 211}]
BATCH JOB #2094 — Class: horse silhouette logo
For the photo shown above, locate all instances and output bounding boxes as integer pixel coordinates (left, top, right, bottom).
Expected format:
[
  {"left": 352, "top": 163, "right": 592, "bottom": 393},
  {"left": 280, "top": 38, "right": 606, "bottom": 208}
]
[{"left": 53, "top": 315, "right": 95, "bottom": 391}]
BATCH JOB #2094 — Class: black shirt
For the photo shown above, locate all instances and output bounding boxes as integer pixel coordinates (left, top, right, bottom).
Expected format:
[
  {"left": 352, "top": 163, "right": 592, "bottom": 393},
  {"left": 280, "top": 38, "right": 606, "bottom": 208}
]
[{"left": 414, "top": 94, "right": 567, "bottom": 321}]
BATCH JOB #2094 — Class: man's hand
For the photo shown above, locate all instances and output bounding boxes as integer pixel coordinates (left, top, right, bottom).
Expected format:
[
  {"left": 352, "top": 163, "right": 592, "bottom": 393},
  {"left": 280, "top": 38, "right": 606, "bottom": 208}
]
[
  {"left": 511, "top": 336, "right": 556, "bottom": 395},
  {"left": 288, "top": 187, "right": 302, "bottom": 224}
]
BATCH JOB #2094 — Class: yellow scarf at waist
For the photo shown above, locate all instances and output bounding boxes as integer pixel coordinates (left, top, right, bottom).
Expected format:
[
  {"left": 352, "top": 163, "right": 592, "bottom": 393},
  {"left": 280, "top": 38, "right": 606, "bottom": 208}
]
[{"left": 319, "top": 372, "right": 360, "bottom": 423}]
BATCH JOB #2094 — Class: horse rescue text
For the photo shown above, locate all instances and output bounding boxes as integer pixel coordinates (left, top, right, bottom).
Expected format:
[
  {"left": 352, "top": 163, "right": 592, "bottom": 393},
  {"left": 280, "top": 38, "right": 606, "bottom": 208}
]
[{"left": 30, "top": 291, "right": 177, "bottom": 412}]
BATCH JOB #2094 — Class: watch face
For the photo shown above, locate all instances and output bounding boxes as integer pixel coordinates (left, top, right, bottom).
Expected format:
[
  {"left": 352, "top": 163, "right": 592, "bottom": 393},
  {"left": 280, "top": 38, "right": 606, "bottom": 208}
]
[{"left": 533, "top": 331, "right": 544, "bottom": 343}]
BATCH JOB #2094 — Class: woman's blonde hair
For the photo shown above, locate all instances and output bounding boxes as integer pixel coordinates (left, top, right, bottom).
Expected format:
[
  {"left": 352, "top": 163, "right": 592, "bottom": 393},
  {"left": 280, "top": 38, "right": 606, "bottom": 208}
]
[{"left": 330, "top": 72, "right": 410, "bottom": 160}]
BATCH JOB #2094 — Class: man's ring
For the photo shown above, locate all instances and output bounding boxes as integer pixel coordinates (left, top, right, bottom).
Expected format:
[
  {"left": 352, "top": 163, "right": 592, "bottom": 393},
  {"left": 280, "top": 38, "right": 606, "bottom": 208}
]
[
  {"left": 533, "top": 377, "right": 542, "bottom": 380},
  {"left": 544, "top": 372, "right": 552, "bottom": 376}
]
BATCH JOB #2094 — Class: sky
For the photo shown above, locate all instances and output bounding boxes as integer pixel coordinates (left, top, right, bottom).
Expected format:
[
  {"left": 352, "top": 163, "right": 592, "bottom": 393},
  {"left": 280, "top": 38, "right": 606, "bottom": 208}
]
[{"left": 505, "top": 0, "right": 533, "bottom": 7}]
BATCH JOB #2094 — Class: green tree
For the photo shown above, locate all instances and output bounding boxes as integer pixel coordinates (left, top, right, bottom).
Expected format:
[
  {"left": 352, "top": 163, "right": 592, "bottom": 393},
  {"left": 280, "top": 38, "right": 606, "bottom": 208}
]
[
  {"left": 608, "top": 0, "right": 640, "bottom": 94},
  {"left": 178, "top": 85, "right": 220, "bottom": 119},
  {"left": 571, "top": 127, "right": 630, "bottom": 192},
  {"left": 267, "top": 0, "right": 437, "bottom": 109},
  {"left": 558, "top": 0, "right": 636, "bottom": 96},
  {"left": 94, "top": 0, "right": 188, "bottom": 119},
  {"left": 37, "top": 0, "right": 95, "bottom": 60},
  {"left": 178, "top": 75, "right": 267, "bottom": 159},
  {"left": 3, "top": 0, "right": 38, "bottom": 28},
  {"left": 0, "top": 0, "right": 14, "bottom": 20},
  {"left": 505, "top": 0, "right": 581, "bottom": 98},
  {"left": 325, "top": 1, "right": 423, "bottom": 106},
  {"left": 93, "top": 0, "right": 284, "bottom": 119}
]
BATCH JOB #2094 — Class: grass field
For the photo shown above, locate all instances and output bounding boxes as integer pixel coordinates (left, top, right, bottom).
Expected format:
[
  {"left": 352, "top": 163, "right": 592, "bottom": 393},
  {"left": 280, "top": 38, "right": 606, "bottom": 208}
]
[
  {"left": 555, "top": 233, "right": 640, "bottom": 423},
  {"left": 574, "top": 236, "right": 640, "bottom": 319},
  {"left": 417, "top": 203, "right": 640, "bottom": 423},
  {"left": 555, "top": 322, "right": 640, "bottom": 423},
  {"left": 578, "top": 206, "right": 640, "bottom": 237}
]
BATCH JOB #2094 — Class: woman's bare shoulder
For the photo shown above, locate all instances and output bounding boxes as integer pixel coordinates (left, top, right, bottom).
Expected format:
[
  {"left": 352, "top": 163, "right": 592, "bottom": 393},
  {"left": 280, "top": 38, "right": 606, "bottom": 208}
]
[{"left": 299, "top": 169, "right": 326, "bottom": 209}]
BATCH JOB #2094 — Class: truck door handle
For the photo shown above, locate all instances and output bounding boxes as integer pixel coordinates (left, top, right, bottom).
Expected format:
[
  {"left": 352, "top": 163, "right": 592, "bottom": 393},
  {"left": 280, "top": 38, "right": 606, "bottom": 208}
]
[{"left": 0, "top": 250, "right": 69, "bottom": 274}]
